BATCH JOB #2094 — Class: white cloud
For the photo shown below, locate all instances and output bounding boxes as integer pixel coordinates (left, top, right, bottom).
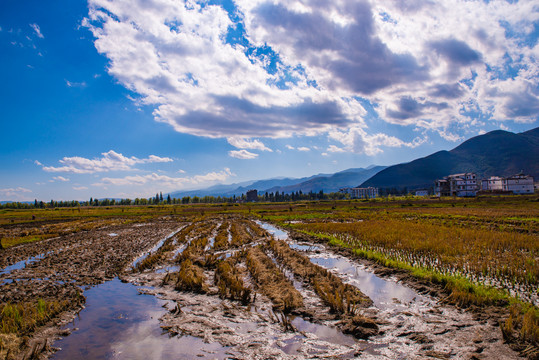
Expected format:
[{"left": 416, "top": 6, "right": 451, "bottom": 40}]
[
  {"left": 329, "top": 127, "right": 426, "bottom": 155},
  {"left": 84, "top": 0, "right": 362, "bottom": 139},
  {"left": 83, "top": 0, "right": 538, "bottom": 153},
  {"left": 297, "top": 147, "right": 310, "bottom": 152},
  {"left": 0, "top": 187, "right": 32, "bottom": 201},
  {"left": 94, "top": 168, "right": 234, "bottom": 189},
  {"left": 30, "top": 23, "right": 44, "bottom": 38},
  {"left": 327, "top": 145, "right": 346, "bottom": 153},
  {"left": 73, "top": 186, "right": 88, "bottom": 191},
  {"left": 52, "top": 176, "right": 70, "bottom": 182},
  {"left": 65, "top": 80, "right": 87, "bottom": 88},
  {"left": 285, "top": 145, "right": 295, "bottom": 150},
  {"left": 227, "top": 137, "right": 272, "bottom": 152},
  {"left": 39, "top": 150, "right": 173, "bottom": 174},
  {"left": 228, "top": 150, "right": 259, "bottom": 159}
]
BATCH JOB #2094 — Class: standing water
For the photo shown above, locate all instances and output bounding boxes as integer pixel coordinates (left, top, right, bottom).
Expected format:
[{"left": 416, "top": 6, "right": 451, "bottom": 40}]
[{"left": 51, "top": 278, "right": 228, "bottom": 359}]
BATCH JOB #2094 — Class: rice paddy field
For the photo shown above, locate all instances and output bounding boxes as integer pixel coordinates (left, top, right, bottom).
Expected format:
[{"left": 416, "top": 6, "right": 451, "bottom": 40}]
[{"left": 0, "top": 195, "right": 537, "bottom": 359}]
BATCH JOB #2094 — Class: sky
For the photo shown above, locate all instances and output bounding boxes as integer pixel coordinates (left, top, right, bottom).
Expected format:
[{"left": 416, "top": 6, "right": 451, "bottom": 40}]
[{"left": 0, "top": 0, "right": 538, "bottom": 201}]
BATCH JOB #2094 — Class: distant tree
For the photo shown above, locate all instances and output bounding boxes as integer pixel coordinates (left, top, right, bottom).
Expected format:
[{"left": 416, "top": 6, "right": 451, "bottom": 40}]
[
  {"left": 160, "top": 192, "right": 164, "bottom": 203},
  {"left": 167, "top": 194, "right": 171, "bottom": 204}
]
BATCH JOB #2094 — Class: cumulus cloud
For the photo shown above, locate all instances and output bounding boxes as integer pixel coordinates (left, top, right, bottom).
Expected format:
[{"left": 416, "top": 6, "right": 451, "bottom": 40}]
[
  {"left": 39, "top": 150, "right": 173, "bottom": 174},
  {"left": 94, "top": 168, "right": 233, "bottom": 189},
  {"left": 227, "top": 137, "right": 272, "bottom": 151},
  {"left": 84, "top": 0, "right": 359, "bottom": 139},
  {"left": 228, "top": 150, "right": 259, "bottom": 159},
  {"left": 329, "top": 127, "right": 426, "bottom": 155},
  {"left": 84, "top": 0, "right": 539, "bottom": 152},
  {"left": 297, "top": 147, "right": 310, "bottom": 152},
  {"left": 73, "top": 186, "right": 88, "bottom": 191}
]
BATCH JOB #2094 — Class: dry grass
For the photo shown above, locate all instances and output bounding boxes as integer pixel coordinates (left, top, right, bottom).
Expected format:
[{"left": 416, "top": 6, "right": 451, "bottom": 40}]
[
  {"left": 229, "top": 221, "right": 254, "bottom": 248},
  {"left": 267, "top": 239, "right": 371, "bottom": 314},
  {"left": 172, "top": 259, "right": 208, "bottom": 294},
  {"left": 215, "top": 257, "right": 251, "bottom": 304},
  {"left": 502, "top": 304, "right": 539, "bottom": 348},
  {"left": 212, "top": 221, "right": 230, "bottom": 251},
  {"left": 246, "top": 246, "right": 303, "bottom": 312},
  {"left": 293, "top": 218, "right": 538, "bottom": 303}
]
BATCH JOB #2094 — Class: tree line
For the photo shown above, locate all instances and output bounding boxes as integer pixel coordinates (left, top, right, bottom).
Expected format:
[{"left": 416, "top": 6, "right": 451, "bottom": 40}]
[{"left": 0, "top": 190, "right": 350, "bottom": 209}]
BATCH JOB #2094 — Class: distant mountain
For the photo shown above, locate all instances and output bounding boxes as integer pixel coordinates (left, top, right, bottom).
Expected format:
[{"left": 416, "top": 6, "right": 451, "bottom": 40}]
[
  {"left": 361, "top": 127, "right": 539, "bottom": 190},
  {"left": 264, "top": 166, "right": 387, "bottom": 194},
  {"left": 169, "top": 166, "right": 386, "bottom": 198}
]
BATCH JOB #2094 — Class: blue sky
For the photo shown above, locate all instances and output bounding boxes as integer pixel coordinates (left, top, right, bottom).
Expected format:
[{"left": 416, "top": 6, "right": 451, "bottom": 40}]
[{"left": 1, "top": 0, "right": 537, "bottom": 201}]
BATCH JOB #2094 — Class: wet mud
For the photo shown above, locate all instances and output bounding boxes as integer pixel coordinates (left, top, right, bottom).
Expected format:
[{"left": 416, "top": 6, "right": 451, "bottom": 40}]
[{"left": 0, "top": 216, "right": 524, "bottom": 359}]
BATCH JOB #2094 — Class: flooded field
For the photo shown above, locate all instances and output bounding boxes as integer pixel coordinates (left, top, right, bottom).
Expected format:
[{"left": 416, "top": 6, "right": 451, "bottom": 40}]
[{"left": 0, "top": 199, "right": 536, "bottom": 359}]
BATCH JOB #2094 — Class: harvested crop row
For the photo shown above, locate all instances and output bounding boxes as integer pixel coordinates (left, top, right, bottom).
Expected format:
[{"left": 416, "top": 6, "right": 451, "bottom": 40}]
[
  {"left": 164, "top": 258, "right": 208, "bottom": 294},
  {"left": 246, "top": 246, "right": 303, "bottom": 313},
  {"left": 135, "top": 228, "right": 186, "bottom": 272},
  {"left": 244, "top": 220, "right": 268, "bottom": 238},
  {"left": 212, "top": 221, "right": 230, "bottom": 251},
  {"left": 229, "top": 221, "right": 254, "bottom": 248},
  {"left": 267, "top": 239, "right": 372, "bottom": 314},
  {"left": 214, "top": 256, "right": 251, "bottom": 304}
]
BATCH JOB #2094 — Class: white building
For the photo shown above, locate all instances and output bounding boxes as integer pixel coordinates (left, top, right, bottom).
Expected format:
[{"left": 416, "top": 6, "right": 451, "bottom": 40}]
[
  {"left": 481, "top": 176, "right": 504, "bottom": 191},
  {"left": 504, "top": 173, "right": 534, "bottom": 194},
  {"left": 435, "top": 173, "right": 479, "bottom": 197},
  {"left": 414, "top": 189, "right": 429, "bottom": 196},
  {"left": 340, "top": 187, "right": 378, "bottom": 199},
  {"left": 481, "top": 173, "right": 534, "bottom": 194}
]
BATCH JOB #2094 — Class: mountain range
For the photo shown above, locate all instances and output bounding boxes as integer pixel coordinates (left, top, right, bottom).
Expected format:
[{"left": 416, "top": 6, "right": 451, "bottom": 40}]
[
  {"left": 361, "top": 127, "right": 539, "bottom": 190},
  {"left": 170, "top": 127, "right": 538, "bottom": 197},
  {"left": 169, "top": 166, "right": 386, "bottom": 198}
]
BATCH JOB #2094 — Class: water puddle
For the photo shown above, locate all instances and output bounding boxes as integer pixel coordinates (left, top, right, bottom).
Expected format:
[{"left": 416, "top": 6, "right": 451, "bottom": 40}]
[
  {"left": 292, "top": 316, "right": 356, "bottom": 347},
  {"left": 310, "top": 256, "right": 425, "bottom": 311},
  {"left": 0, "top": 252, "right": 51, "bottom": 276},
  {"left": 155, "top": 266, "right": 180, "bottom": 274},
  {"left": 259, "top": 222, "right": 425, "bottom": 311},
  {"left": 131, "top": 228, "right": 184, "bottom": 268},
  {"left": 256, "top": 221, "right": 289, "bottom": 239},
  {"left": 51, "top": 278, "right": 229, "bottom": 360},
  {"left": 289, "top": 242, "right": 322, "bottom": 252}
]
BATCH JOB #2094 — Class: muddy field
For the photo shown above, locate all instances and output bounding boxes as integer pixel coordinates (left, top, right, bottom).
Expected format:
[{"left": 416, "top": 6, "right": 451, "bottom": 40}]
[{"left": 0, "top": 214, "right": 528, "bottom": 359}]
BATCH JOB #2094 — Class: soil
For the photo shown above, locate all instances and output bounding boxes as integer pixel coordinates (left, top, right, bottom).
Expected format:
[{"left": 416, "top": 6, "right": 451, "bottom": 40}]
[{"left": 0, "top": 216, "right": 526, "bottom": 359}]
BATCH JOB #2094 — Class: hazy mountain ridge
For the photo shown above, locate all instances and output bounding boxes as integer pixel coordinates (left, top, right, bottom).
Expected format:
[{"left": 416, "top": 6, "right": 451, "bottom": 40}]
[
  {"left": 361, "top": 127, "right": 539, "bottom": 190},
  {"left": 169, "top": 167, "right": 386, "bottom": 198}
]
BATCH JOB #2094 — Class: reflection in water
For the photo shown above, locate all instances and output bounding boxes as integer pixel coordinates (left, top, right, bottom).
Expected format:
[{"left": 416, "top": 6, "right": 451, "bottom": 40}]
[
  {"left": 289, "top": 243, "right": 322, "bottom": 252},
  {"left": 256, "top": 221, "right": 289, "bottom": 239},
  {"left": 0, "top": 252, "right": 50, "bottom": 276},
  {"left": 132, "top": 228, "right": 183, "bottom": 268},
  {"left": 292, "top": 316, "right": 356, "bottom": 347},
  {"left": 310, "top": 256, "right": 423, "bottom": 310},
  {"left": 52, "top": 278, "right": 228, "bottom": 360},
  {"left": 258, "top": 221, "right": 424, "bottom": 311}
]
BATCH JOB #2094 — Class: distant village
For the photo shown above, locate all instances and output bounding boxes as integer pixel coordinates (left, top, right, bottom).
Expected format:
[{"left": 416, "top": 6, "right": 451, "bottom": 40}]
[{"left": 339, "top": 172, "right": 536, "bottom": 199}]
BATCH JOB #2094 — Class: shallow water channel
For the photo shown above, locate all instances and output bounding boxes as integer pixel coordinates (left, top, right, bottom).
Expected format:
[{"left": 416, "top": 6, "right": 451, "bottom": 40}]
[{"left": 51, "top": 278, "right": 229, "bottom": 359}]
